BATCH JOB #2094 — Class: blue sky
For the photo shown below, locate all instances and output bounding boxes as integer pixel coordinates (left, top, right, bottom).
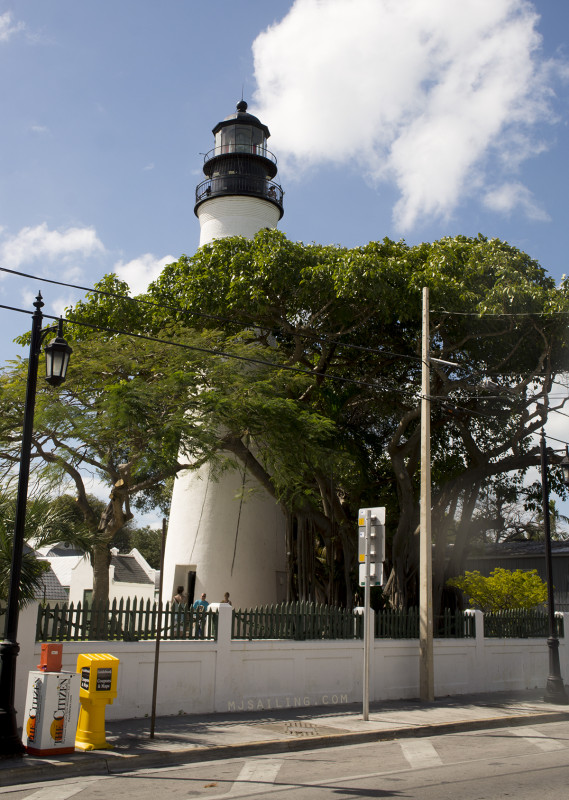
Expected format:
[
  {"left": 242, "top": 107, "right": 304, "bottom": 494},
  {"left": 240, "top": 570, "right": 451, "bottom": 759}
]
[{"left": 1, "top": 0, "right": 568, "bottom": 514}]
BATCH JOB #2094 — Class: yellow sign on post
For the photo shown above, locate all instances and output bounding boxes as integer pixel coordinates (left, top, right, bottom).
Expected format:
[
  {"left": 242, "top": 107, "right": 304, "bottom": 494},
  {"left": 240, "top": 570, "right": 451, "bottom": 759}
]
[{"left": 75, "top": 653, "right": 119, "bottom": 751}]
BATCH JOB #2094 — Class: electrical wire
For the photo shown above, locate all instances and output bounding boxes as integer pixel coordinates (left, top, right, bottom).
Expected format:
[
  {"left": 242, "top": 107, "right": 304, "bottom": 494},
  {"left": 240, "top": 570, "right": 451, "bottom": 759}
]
[
  {"left": 436, "top": 308, "right": 569, "bottom": 318},
  {"left": 0, "top": 302, "right": 407, "bottom": 394},
  {"left": 0, "top": 265, "right": 419, "bottom": 363},
  {"left": 3, "top": 304, "right": 569, "bottom": 451},
  {"left": 2, "top": 269, "right": 569, "bottom": 425}
]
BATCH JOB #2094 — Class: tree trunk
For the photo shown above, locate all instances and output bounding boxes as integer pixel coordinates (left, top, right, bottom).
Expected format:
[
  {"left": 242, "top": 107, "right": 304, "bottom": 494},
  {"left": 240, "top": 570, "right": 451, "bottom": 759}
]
[{"left": 92, "top": 541, "right": 110, "bottom": 606}]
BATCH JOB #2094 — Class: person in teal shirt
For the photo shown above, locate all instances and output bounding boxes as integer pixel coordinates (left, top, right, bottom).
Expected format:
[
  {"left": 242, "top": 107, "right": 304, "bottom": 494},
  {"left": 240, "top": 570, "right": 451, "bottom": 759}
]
[
  {"left": 193, "top": 592, "right": 209, "bottom": 636},
  {"left": 193, "top": 592, "right": 209, "bottom": 610}
]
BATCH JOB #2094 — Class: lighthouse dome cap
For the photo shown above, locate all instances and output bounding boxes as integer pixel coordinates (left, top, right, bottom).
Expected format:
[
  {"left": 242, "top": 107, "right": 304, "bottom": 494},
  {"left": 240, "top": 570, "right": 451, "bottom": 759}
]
[{"left": 212, "top": 100, "right": 270, "bottom": 139}]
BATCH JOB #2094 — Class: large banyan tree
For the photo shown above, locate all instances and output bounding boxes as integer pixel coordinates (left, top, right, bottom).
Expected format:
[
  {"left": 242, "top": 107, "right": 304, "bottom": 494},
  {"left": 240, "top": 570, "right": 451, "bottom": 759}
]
[
  {"left": 144, "top": 230, "right": 569, "bottom": 608},
  {"left": 4, "top": 230, "right": 567, "bottom": 608}
]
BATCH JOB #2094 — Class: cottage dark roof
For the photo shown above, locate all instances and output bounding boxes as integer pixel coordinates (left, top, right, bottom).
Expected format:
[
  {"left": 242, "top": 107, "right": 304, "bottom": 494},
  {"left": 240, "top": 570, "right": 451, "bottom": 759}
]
[
  {"left": 34, "top": 566, "right": 68, "bottom": 602},
  {"left": 468, "top": 541, "right": 569, "bottom": 559},
  {"left": 111, "top": 553, "right": 153, "bottom": 585},
  {"left": 44, "top": 543, "right": 84, "bottom": 557}
]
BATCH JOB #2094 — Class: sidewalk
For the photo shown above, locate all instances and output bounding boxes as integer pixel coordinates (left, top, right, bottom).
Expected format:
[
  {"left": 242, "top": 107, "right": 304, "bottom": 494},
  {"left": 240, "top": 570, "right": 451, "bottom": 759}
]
[{"left": 2, "top": 690, "right": 569, "bottom": 787}]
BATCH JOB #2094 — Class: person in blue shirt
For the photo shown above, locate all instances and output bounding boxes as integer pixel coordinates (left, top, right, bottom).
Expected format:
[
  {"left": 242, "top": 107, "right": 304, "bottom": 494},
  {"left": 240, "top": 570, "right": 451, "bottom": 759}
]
[
  {"left": 193, "top": 592, "right": 209, "bottom": 610},
  {"left": 193, "top": 592, "right": 209, "bottom": 637}
]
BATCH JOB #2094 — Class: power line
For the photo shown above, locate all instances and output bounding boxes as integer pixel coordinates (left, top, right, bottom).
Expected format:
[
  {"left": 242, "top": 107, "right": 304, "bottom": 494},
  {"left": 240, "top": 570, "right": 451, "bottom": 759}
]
[
  {"left": 0, "top": 302, "right": 405, "bottom": 395},
  {"left": 0, "top": 265, "right": 419, "bottom": 363},
  {"left": 436, "top": 308, "right": 569, "bottom": 318},
  {"left": 3, "top": 302, "right": 569, "bottom": 450},
  {"left": 2, "top": 268, "right": 568, "bottom": 409}
]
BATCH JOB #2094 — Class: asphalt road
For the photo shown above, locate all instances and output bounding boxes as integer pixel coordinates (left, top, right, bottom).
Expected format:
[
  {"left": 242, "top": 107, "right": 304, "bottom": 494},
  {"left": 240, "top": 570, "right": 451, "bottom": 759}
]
[{"left": 3, "top": 720, "right": 569, "bottom": 800}]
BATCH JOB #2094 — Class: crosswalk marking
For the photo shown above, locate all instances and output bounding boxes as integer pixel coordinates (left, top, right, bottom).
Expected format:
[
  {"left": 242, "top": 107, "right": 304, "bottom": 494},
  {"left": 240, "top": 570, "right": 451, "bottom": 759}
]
[
  {"left": 229, "top": 759, "right": 283, "bottom": 793},
  {"left": 512, "top": 727, "right": 566, "bottom": 751},
  {"left": 400, "top": 738, "right": 443, "bottom": 769},
  {"left": 21, "top": 783, "right": 90, "bottom": 800}
]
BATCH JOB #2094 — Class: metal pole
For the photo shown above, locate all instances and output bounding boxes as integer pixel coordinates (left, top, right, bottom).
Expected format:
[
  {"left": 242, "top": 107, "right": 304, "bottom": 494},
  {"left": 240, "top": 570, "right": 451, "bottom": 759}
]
[
  {"left": 540, "top": 429, "right": 568, "bottom": 704},
  {"left": 362, "top": 509, "right": 371, "bottom": 720},
  {"left": 150, "top": 518, "right": 168, "bottom": 737},
  {"left": 0, "top": 294, "right": 45, "bottom": 756},
  {"left": 419, "top": 287, "right": 434, "bottom": 702}
]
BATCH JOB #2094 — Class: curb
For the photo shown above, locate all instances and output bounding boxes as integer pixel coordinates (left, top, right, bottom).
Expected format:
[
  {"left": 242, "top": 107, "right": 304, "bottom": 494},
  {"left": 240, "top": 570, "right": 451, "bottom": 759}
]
[{"left": 2, "top": 709, "right": 568, "bottom": 787}]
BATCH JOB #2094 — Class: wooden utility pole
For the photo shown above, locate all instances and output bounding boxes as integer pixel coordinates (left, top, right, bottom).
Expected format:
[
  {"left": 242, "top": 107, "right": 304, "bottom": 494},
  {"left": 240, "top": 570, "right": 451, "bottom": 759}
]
[
  {"left": 150, "top": 518, "right": 167, "bottom": 738},
  {"left": 419, "top": 287, "right": 434, "bottom": 701}
]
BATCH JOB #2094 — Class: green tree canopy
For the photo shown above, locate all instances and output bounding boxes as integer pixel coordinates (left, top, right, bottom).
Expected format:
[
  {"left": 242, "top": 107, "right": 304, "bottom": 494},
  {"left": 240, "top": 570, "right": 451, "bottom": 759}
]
[
  {"left": 146, "top": 230, "right": 569, "bottom": 606},
  {"left": 3, "top": 231, "right": 568, "bottom": 609},
  {"left": 0, "top": 285, "right": 335, "bottom": 604}
]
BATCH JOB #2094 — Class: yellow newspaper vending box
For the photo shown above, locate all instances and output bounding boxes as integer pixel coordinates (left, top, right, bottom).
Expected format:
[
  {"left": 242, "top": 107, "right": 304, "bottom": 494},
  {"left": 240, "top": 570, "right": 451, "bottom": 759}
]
[{"left": 75, "top": 653, "right": 119, "bottom": 751}]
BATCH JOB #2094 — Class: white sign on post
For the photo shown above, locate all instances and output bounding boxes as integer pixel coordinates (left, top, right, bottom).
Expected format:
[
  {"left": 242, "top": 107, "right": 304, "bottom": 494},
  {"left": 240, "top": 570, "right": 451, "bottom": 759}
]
[{"left": 358, "top": 506, "right": 385, "bottom": 587}]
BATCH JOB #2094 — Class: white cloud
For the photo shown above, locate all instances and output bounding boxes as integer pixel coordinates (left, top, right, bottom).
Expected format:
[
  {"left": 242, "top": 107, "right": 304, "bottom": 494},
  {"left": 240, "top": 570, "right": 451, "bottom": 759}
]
[
  {"left": 252, "top": 0, "right": 566, "bottom": 230},
  {"left": 0, "top": 11, "right": 24, "bottom": 42},
  {"left": 51, "top": 293, "right": 79, "bottom": 318},
  {"left": 484, "top": 182, "right": 550, "bottom": 221},
  {"left": 114, "top": 253, "right": 175, "bottom": 296},
  {"left": 0, "top": 223, "right": 104, "bottom": 270},
  {"left": 29, "top": 124, "right": 50, "bottom": 135}
]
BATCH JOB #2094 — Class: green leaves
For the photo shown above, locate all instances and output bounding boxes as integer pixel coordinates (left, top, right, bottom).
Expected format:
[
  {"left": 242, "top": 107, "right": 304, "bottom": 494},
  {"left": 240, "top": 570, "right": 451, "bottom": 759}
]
[
  {"left": 448, "top": 568, "right": 548, "bottom": 612},
  {"left": 3, "top": 228, "right": 568, "bottom": 606}
]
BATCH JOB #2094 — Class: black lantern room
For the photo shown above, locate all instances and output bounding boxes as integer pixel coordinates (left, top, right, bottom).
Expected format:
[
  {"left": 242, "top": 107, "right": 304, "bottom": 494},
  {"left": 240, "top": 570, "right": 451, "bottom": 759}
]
[{"left": 195, "top": 101, "right": 284, "bottom": 218}]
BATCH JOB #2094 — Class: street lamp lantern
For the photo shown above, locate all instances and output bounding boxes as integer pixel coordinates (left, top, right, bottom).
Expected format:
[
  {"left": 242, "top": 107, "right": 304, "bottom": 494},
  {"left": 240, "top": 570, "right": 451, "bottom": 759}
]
[
  {"left": 45, "top": 317, "right": 72, "bottom": 386},
  {"left": 0, "top": 293, "right": 72, "bottom": 757}
]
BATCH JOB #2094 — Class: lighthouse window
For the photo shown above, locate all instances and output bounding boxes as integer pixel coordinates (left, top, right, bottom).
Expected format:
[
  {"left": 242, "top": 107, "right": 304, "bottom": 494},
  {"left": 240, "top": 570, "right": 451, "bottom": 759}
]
[
  {"left": 235, "top": 126, "right": 253, "bottom": 152},
  {"left": 251, "top": 128, "right": 265, "bottom": 154},
  {"left": 217, "top": 125, "right": 267, "bottom": 156},
  {"left": 219, "top": 126, "right": 236, "bottom": 153}
]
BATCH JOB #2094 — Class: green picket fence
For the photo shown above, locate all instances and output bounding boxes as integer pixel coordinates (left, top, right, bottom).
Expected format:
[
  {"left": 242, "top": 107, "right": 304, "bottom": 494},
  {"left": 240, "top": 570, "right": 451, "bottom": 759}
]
[
  {"left": 16, "top": 602, "right": 565, "bottom": 644},
  {"left": 484, "top": 609, "right": 564, "bottom": 639},
  {"left": 35, "top": 598, "right": 218, "bottom": 642},
  {"left": 375, "top": 608, "right": 476, "bottom": 639},
  {"left": 232, "top": 602, "right": 364, "bottom": 641}
]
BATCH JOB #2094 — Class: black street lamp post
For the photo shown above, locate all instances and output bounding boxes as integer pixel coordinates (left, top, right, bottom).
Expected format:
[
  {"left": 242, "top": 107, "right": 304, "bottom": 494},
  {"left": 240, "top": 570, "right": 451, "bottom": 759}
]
[
  {"left": 0, "top": 293, "right": 72, "bottom": 756},
  {"left": 540, "top": 428, "right": 568, "bottom": 704}
]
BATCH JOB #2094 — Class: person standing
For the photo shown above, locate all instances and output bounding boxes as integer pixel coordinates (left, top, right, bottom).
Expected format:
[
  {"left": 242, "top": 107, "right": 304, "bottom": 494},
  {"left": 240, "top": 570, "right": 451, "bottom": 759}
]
[
  {"left": 222, "top": 592, "right": 232, "bottom": 606},
  {"left": 173, "top": 585, "right": 186, "bottom": 605},
  {"left": 193, "top": 592, "right": 209, "bottom": 637},
  {"left": 193, "top": 592, "right": 209, "bottom": 610}
]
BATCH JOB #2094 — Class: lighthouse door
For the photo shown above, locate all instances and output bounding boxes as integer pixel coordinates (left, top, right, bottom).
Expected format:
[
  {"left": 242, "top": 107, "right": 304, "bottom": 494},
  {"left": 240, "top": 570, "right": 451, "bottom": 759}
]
[{"left": 187, "top": 571, "right": 197, "bottom": 606}]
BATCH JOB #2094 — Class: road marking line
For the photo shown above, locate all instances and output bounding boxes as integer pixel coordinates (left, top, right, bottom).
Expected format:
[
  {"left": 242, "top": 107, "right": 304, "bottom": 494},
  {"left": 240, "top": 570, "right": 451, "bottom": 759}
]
[
  {"left": 400, "top": 738, "right": 443, "bottom": 769},
  {"left": 512, "top": 727, "right": 566, "bottom": 751},
  {"left": 21, "top": 784, "right": 89, "bottom": 800},
  {"left": 232, "top": 758, "right": 283, "bottom": 788}
]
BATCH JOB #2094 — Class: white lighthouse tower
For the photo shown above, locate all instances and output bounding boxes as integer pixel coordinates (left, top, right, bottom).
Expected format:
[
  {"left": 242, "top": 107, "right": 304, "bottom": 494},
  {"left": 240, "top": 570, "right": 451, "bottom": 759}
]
[{"left": 162, "top": 101, "right": 287, "bottom": 608}]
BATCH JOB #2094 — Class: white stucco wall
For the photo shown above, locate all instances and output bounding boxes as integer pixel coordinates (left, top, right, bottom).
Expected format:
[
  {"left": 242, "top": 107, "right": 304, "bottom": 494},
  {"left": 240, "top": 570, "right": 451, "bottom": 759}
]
[
  {"left": 162, "top": 461, "right": 287, "bottom": 608},
  {"left": 197, "top": 195, "right": 281, "bottom": 247},
  {"left": 164, "top": 189, "right": 286, "bottom": 608},
  {"left": 14, "top": 605, "right": 569, "bottom": 726}
]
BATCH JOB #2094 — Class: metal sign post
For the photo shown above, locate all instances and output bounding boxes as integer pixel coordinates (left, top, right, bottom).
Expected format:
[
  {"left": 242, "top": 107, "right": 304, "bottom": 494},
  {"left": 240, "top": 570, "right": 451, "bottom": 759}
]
[
  {"left": 358, "top": 507, "right": 385, "bottom": 721},
  {"left": 363, "top": 510, "right": 371, "bottom": 720}
]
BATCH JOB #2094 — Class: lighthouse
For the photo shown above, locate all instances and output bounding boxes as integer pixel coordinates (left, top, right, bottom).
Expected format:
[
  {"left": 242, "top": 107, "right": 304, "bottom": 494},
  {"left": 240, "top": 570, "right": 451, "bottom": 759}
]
[
  {"left": 194, "top": 100, "right": 284, "bottom": 246},
  {"left": 162, "top": 102, "right": 287, "bottom": 609}
]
